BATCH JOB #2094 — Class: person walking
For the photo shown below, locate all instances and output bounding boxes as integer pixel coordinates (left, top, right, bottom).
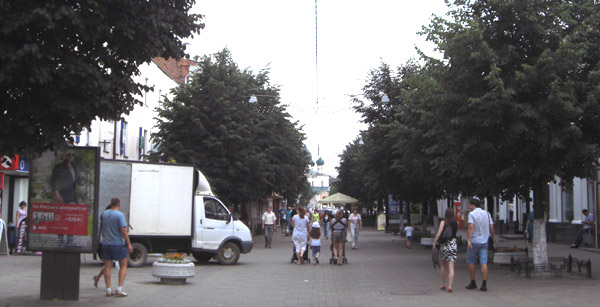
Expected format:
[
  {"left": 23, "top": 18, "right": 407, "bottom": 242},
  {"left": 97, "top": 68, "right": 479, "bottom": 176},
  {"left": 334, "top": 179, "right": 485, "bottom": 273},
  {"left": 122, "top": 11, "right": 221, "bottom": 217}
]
[
  {"left": 286, "top": 207, "right": 294, "bottom": 235},
  {"left": 571, "top": 209, "right": 595, "bottom": 248},
  {"left": 93, "top": 204, "right": 121, "bottom": 288},
  {"left": 100, "top": 197, "right": 133, "bottom": 297},
  {"left": 433, "top": 208, "right": 458, "bottom": 293},
  {"left": 291, "top": 207, "right": 310, "bottom": 264},
  {"left": 465, "top": 198, "right": 494, "bottom": 292},
  {"left": 404, "top": 225, "right": 414, "bottom": 249},
  {"left": 330, "top": 209, "right": 348, "bottom": 265},
  {"left": 309, "top": 222, "right": 321, "bottom": 264},
  {"left": 279, "top": 206, "right": 288, "bottom": 235},
  {"left": 322, "top": 211, "right": 331, "bottom": 240},
  {"left": 15, "top": 201, "right": 27, "bottom": 226},
  {"left": 525, "top": 209, "right": 534, "bottom": 248},
  {"left": 261, "top": 205, "right": 277, "bottom": 248},
  {"left": 311, "top": 208, "right": 320, "bottom": 224},
  {"left": 348, "top": 207, "right": 362, "bottom": 249}
]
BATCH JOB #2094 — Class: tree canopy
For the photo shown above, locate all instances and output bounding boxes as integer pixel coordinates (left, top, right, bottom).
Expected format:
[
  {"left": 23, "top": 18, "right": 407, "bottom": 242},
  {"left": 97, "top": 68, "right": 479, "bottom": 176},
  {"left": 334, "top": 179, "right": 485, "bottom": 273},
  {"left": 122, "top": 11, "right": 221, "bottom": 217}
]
[
  {"left": 0, "top": 0, "right": 203, "bottom": 155},
  {"left": 151, "top": 49, "right": 311, "bottom": 206},
  {"left": 339, "top": 0, "right": 600, "bottom": 264}
]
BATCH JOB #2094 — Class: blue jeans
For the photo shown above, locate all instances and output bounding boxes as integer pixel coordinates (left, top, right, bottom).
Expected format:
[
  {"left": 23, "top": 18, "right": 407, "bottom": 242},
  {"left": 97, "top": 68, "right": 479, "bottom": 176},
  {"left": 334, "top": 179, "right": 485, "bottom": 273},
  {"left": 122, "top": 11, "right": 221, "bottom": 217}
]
[
  {"left": 467, "top": 242, "right": 488, "bottom": 264},
  {"left": 324, "top": 222, "right": 329, "bottom": 238},
  {"left": 573, "top": 228, "right": 592, "bottom": 247}
]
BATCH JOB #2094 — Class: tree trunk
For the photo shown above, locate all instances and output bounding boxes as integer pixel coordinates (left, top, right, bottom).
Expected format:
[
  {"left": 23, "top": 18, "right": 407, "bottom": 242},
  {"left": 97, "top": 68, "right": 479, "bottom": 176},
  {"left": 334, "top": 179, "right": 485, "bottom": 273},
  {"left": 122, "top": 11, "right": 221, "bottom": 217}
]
[{"left": 532, "top": 182, "right": 549, "bottom": 266}]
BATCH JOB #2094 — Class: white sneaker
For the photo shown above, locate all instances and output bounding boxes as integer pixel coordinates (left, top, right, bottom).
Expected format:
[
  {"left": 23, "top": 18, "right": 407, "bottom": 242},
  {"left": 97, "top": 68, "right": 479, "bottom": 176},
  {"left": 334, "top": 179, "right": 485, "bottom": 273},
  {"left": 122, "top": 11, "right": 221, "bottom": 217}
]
[
  {"left": 115, "top": 288, "right": 128, "bottom": 297},
  {"left": 106, "top": 288, "right": 114, "bottom": 297}
]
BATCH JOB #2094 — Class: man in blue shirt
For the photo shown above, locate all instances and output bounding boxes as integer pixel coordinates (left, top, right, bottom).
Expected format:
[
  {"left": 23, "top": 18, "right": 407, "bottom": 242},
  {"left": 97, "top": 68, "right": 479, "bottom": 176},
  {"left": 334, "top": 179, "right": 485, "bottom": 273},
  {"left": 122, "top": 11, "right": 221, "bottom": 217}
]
[
  {"left": 571, "top": 209, "right": 595, "bottom": 248},
  {"left": 100, "top": 197, "right": 133, "bottom": 297},
  {"left": 279, "top": 207, "right": 288, "bottom": 235}
]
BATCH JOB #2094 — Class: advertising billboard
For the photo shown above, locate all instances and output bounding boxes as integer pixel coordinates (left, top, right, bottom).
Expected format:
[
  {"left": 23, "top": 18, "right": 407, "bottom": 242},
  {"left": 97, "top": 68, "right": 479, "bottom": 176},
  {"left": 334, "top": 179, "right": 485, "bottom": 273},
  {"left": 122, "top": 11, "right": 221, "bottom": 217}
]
[{"left": 27, "top": 147, "right": 99, "bottom": 253}]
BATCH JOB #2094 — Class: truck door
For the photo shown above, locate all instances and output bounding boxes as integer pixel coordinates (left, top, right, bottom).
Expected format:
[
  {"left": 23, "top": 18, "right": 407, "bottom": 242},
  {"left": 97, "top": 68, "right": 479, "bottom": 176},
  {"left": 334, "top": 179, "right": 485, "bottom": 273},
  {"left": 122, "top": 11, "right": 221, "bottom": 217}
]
[{"left": 200, "top": 197, "right": 233, "bottom": 250}]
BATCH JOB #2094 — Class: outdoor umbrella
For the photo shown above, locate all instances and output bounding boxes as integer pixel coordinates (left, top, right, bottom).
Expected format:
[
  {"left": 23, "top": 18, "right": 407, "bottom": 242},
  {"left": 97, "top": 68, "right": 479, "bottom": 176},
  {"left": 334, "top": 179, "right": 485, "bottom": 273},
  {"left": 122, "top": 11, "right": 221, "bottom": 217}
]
[{"left": 318, "top": 193, "right": 359, "bottom": 204}]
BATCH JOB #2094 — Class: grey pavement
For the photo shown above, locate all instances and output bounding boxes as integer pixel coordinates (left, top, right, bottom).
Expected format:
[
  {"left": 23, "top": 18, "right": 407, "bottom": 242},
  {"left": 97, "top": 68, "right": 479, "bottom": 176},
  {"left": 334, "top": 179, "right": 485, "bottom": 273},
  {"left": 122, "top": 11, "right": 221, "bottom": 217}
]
[{"left": 1, "top": 227, "right": 599, "bottom": 307}]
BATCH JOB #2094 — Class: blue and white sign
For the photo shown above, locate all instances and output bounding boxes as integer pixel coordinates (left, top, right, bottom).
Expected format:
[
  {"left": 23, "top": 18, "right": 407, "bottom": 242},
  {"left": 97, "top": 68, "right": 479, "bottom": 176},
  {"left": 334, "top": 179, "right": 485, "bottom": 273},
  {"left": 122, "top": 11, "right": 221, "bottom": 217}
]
[{"left": 17, "top": 157, "right": 30, "bottom": 172}]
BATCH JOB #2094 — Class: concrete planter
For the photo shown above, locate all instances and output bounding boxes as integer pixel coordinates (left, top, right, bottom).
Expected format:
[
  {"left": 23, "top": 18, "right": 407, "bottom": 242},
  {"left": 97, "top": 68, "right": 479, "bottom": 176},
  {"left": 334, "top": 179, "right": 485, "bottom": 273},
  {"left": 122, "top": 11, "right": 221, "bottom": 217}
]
[
  {"left": 152, "top": 261, "right": 195, "bottom": 284},
  {"left": 420, "top": 238, "right": 435, "bottom": 247}
]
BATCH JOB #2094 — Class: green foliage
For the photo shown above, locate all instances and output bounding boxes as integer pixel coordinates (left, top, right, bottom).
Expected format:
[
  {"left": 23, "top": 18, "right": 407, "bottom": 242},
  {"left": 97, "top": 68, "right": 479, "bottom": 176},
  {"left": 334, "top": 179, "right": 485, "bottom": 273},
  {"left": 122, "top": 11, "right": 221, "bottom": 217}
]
[
  {"left": 0, "top": 0, "right": 203, "bottom": 155},
  {"left": 151, "top": 49, "right": 310, "bottom": 205},
  {"left": 422, "top": 0, "right": 600, "bottom": 199},
  {"left": 341, "top": 0, "right": 600, "bottom": 212}
]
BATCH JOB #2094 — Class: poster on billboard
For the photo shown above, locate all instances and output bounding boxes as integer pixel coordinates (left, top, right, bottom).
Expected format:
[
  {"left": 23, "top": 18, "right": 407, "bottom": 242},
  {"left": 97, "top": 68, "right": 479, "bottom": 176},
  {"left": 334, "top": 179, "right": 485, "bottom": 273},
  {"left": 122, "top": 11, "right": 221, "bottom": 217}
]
[
  {"left": 27, "top": 147, "right": 99, "bottom": 253},
  {"left": 387, "top": 195, "right": 402, "bottom": 232}
]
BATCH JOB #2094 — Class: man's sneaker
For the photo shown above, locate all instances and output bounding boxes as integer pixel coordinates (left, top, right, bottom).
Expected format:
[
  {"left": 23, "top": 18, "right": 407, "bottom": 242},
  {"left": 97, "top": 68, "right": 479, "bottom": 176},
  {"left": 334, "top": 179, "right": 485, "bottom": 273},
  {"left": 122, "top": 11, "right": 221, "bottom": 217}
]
[
  {"left": 480, "top": 285, "right": 487, "bottom": 292},
  {"left": 465, "top": 283, "right": 477, "bottom": 290},
  {"left": 570, "top": 244, "right": 578, "bottom": 248},
  {"left": 105, "top": 288, "right": 114, "bottom": 297}
]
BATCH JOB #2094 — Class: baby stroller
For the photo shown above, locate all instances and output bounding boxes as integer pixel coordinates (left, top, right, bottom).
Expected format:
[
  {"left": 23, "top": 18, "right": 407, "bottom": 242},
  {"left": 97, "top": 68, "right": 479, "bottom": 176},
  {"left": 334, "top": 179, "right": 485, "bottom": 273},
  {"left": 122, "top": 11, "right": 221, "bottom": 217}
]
[
  {"left": 291, "top": 242, "right": 311, "bottom": 264},
  {"left": 329, "top": 231, "right": 348, "bottom": 264}
]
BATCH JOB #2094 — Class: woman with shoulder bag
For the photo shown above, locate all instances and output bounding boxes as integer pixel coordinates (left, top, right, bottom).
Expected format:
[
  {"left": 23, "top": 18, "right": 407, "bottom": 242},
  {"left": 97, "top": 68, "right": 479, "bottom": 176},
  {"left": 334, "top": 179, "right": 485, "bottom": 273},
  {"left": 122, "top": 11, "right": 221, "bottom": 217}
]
[{"left": 433, "top": 208, "right": 458, "bottom": 293}]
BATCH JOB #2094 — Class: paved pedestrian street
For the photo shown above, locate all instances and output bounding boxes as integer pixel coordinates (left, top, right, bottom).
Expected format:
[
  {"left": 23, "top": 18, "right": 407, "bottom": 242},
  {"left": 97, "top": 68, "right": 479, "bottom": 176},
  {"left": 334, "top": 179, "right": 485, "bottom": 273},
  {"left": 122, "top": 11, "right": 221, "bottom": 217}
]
[{"left": 1, "top": 228, "right": 599, "bottom": 307}]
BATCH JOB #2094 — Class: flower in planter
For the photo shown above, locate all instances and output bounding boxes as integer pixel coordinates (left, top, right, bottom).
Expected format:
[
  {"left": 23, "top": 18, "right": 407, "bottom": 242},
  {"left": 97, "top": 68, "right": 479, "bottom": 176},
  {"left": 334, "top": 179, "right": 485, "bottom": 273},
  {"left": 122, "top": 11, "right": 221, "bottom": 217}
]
[{"left": 157, "top": 253, "right": 188, "bottom": 264}]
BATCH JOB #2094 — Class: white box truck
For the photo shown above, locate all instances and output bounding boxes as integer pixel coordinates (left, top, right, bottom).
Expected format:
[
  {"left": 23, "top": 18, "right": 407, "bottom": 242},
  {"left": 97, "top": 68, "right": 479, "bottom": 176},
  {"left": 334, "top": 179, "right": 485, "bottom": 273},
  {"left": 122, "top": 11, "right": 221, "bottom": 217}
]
[{"left": 98, "top": 160, "right": 253, "bottom": 266}]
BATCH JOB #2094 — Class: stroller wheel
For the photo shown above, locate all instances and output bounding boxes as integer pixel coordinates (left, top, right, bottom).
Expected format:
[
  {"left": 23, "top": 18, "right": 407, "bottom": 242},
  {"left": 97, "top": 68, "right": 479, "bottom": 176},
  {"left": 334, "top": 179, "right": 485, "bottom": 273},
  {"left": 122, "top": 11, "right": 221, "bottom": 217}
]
[
  {"left": 291, "top": 257, "right": 295, "bottom": 263},
  {"left": 342, "top": 258, "right": 348, "bottom": 264}
]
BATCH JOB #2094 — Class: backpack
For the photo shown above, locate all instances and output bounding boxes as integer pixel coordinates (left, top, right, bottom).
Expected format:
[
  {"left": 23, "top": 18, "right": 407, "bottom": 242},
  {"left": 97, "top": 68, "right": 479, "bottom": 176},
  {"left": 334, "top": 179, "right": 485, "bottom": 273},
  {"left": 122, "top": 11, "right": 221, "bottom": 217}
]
[{"left": 439, "top": 222, "right": 453, "bottom": 243}]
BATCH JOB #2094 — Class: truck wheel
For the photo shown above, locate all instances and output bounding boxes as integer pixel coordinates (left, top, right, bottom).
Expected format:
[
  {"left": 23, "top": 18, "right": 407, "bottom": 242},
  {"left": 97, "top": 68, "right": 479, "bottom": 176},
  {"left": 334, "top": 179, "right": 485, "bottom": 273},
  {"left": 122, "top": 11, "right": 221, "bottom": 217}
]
[
  {"left": 217, "top": 242, "right": 240, "bottom": 265},
  {"left": 192, "top": 252, "right": 214, "bottom": 263},
  {"left": 128, "top": 242, "right": 148, "bottom": 268}
]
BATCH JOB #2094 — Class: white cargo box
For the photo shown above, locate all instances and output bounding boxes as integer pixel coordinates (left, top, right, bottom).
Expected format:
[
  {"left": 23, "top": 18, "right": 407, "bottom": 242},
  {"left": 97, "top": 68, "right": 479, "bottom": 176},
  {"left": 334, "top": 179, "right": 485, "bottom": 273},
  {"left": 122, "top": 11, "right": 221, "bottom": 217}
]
[{"left": 99, "top": 161, "right": 194, "bottom": 237}]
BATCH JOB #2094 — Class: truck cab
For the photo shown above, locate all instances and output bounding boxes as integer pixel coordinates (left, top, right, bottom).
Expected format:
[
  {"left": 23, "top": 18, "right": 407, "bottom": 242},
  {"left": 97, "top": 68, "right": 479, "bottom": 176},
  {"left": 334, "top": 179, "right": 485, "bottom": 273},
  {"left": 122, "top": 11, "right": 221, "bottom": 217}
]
[
  {"left": 189, "top": 169, "right": 253, "bottom": 264},
  {"left": 191, "top": 195, "right": 253, "bottom": 264}
]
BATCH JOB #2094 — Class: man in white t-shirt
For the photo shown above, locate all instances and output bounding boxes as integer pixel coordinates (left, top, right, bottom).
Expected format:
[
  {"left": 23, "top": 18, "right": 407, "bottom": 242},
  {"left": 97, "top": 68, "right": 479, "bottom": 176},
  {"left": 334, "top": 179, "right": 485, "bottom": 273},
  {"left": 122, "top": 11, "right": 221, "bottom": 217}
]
[
  {"left": 404, "top": 225, "right": 414, "bottom": 249},
  {"left": 466, "top": 198, "right": 494, "bottom": 292},
  {"left": 262, "top": 206, "right": 277, "bottom": 248}
]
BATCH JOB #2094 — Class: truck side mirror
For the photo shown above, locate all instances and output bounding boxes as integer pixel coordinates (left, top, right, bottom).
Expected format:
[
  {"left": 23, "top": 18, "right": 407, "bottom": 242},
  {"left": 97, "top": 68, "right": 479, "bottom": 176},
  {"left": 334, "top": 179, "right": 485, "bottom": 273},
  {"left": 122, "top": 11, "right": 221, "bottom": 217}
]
[{"left": 226, "top": 214, "right": 231, "bottom": 224}]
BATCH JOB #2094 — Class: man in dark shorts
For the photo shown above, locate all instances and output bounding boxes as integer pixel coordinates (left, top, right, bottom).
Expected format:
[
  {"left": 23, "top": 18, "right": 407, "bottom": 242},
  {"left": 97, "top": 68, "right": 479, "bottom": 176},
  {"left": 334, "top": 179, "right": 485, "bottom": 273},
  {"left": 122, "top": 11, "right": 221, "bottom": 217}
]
[{"left": 100, "top": 197, "right": 133, "bottom": 297}]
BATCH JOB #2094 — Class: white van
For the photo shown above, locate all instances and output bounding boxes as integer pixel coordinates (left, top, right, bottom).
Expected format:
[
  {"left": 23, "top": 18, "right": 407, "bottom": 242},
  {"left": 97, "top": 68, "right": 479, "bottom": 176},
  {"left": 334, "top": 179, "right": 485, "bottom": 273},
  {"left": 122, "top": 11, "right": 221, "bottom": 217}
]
[{"left": 98, "top": 160, "right": 253, "bottom": 266}]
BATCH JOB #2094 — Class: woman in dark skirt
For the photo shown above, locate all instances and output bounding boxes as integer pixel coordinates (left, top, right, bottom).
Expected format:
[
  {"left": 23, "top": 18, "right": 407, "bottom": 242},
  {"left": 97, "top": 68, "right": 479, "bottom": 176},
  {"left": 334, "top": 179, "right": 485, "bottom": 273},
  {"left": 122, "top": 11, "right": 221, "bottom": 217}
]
[{"left": 433, "top": 208, "right": 458, "bottom": 292}]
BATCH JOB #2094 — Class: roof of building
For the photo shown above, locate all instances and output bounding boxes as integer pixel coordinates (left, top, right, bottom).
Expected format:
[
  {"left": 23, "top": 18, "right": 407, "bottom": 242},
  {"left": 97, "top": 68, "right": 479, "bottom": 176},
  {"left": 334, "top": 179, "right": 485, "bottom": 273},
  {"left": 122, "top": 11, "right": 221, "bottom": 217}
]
[
  {"left": 316, "top": 157, "right": 324, "bottom": 165},
  {"left": 307, "top": 169, "right": 328, "bottom": 177},
  {"left": 311, "top": 186, "right": 329, "bottom": 194},
  {"left": 152, "top": 57, "right": 198, "bottom": 85}
]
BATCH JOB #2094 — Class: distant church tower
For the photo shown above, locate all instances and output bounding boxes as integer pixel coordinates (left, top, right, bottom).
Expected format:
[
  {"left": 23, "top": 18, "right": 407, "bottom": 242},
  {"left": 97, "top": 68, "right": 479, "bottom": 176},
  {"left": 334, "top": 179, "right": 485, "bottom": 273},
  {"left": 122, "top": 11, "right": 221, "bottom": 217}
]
[{"left": 316, "top": 157, "right": 324, "bottom": 173}]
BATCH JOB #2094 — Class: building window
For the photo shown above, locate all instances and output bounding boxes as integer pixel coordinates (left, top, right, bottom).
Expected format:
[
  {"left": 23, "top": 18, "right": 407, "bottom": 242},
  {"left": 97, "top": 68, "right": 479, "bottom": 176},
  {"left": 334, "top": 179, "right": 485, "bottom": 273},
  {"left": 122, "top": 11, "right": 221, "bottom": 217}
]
[
  {"left": 587, "top": 181, "right": 595, "bottom": 213},
  {"left": 561, "top": 185, "right": 574, "bottom": 222}
]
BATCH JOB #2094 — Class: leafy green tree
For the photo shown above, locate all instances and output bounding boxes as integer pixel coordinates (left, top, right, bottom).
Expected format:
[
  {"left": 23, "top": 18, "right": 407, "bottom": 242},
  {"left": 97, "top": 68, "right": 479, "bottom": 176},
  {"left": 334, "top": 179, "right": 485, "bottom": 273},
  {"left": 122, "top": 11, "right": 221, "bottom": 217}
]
[
  {"left": 151, "top": 49, "right": 310, "bottom": 206},
  {"left": 347, "top": 62, "right": 445, "bottom": 205},
  {"left": 422, "top": 0, "right": 600, "bottom": 264},
  {"left": 0, "top": 0, "right": 203, "bottom": 154}
]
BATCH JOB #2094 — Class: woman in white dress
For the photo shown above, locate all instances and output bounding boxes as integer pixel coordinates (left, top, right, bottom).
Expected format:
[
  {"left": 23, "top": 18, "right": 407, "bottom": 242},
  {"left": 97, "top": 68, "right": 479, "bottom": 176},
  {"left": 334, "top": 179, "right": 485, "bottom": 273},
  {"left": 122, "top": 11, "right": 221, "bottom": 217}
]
[
  {"left": 291, "top": 206, "right": 310, "bottom": 264},
  {"left": 348, "top": 207, "right": 362, "bottom": 249}
]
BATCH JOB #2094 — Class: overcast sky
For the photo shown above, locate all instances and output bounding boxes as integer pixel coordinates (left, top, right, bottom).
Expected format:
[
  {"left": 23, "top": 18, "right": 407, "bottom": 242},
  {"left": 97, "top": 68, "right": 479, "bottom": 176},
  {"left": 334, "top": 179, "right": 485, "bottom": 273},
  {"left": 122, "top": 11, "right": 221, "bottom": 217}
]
[{"left": 185, "top": 0, "right": 450, "bottom": 176}]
